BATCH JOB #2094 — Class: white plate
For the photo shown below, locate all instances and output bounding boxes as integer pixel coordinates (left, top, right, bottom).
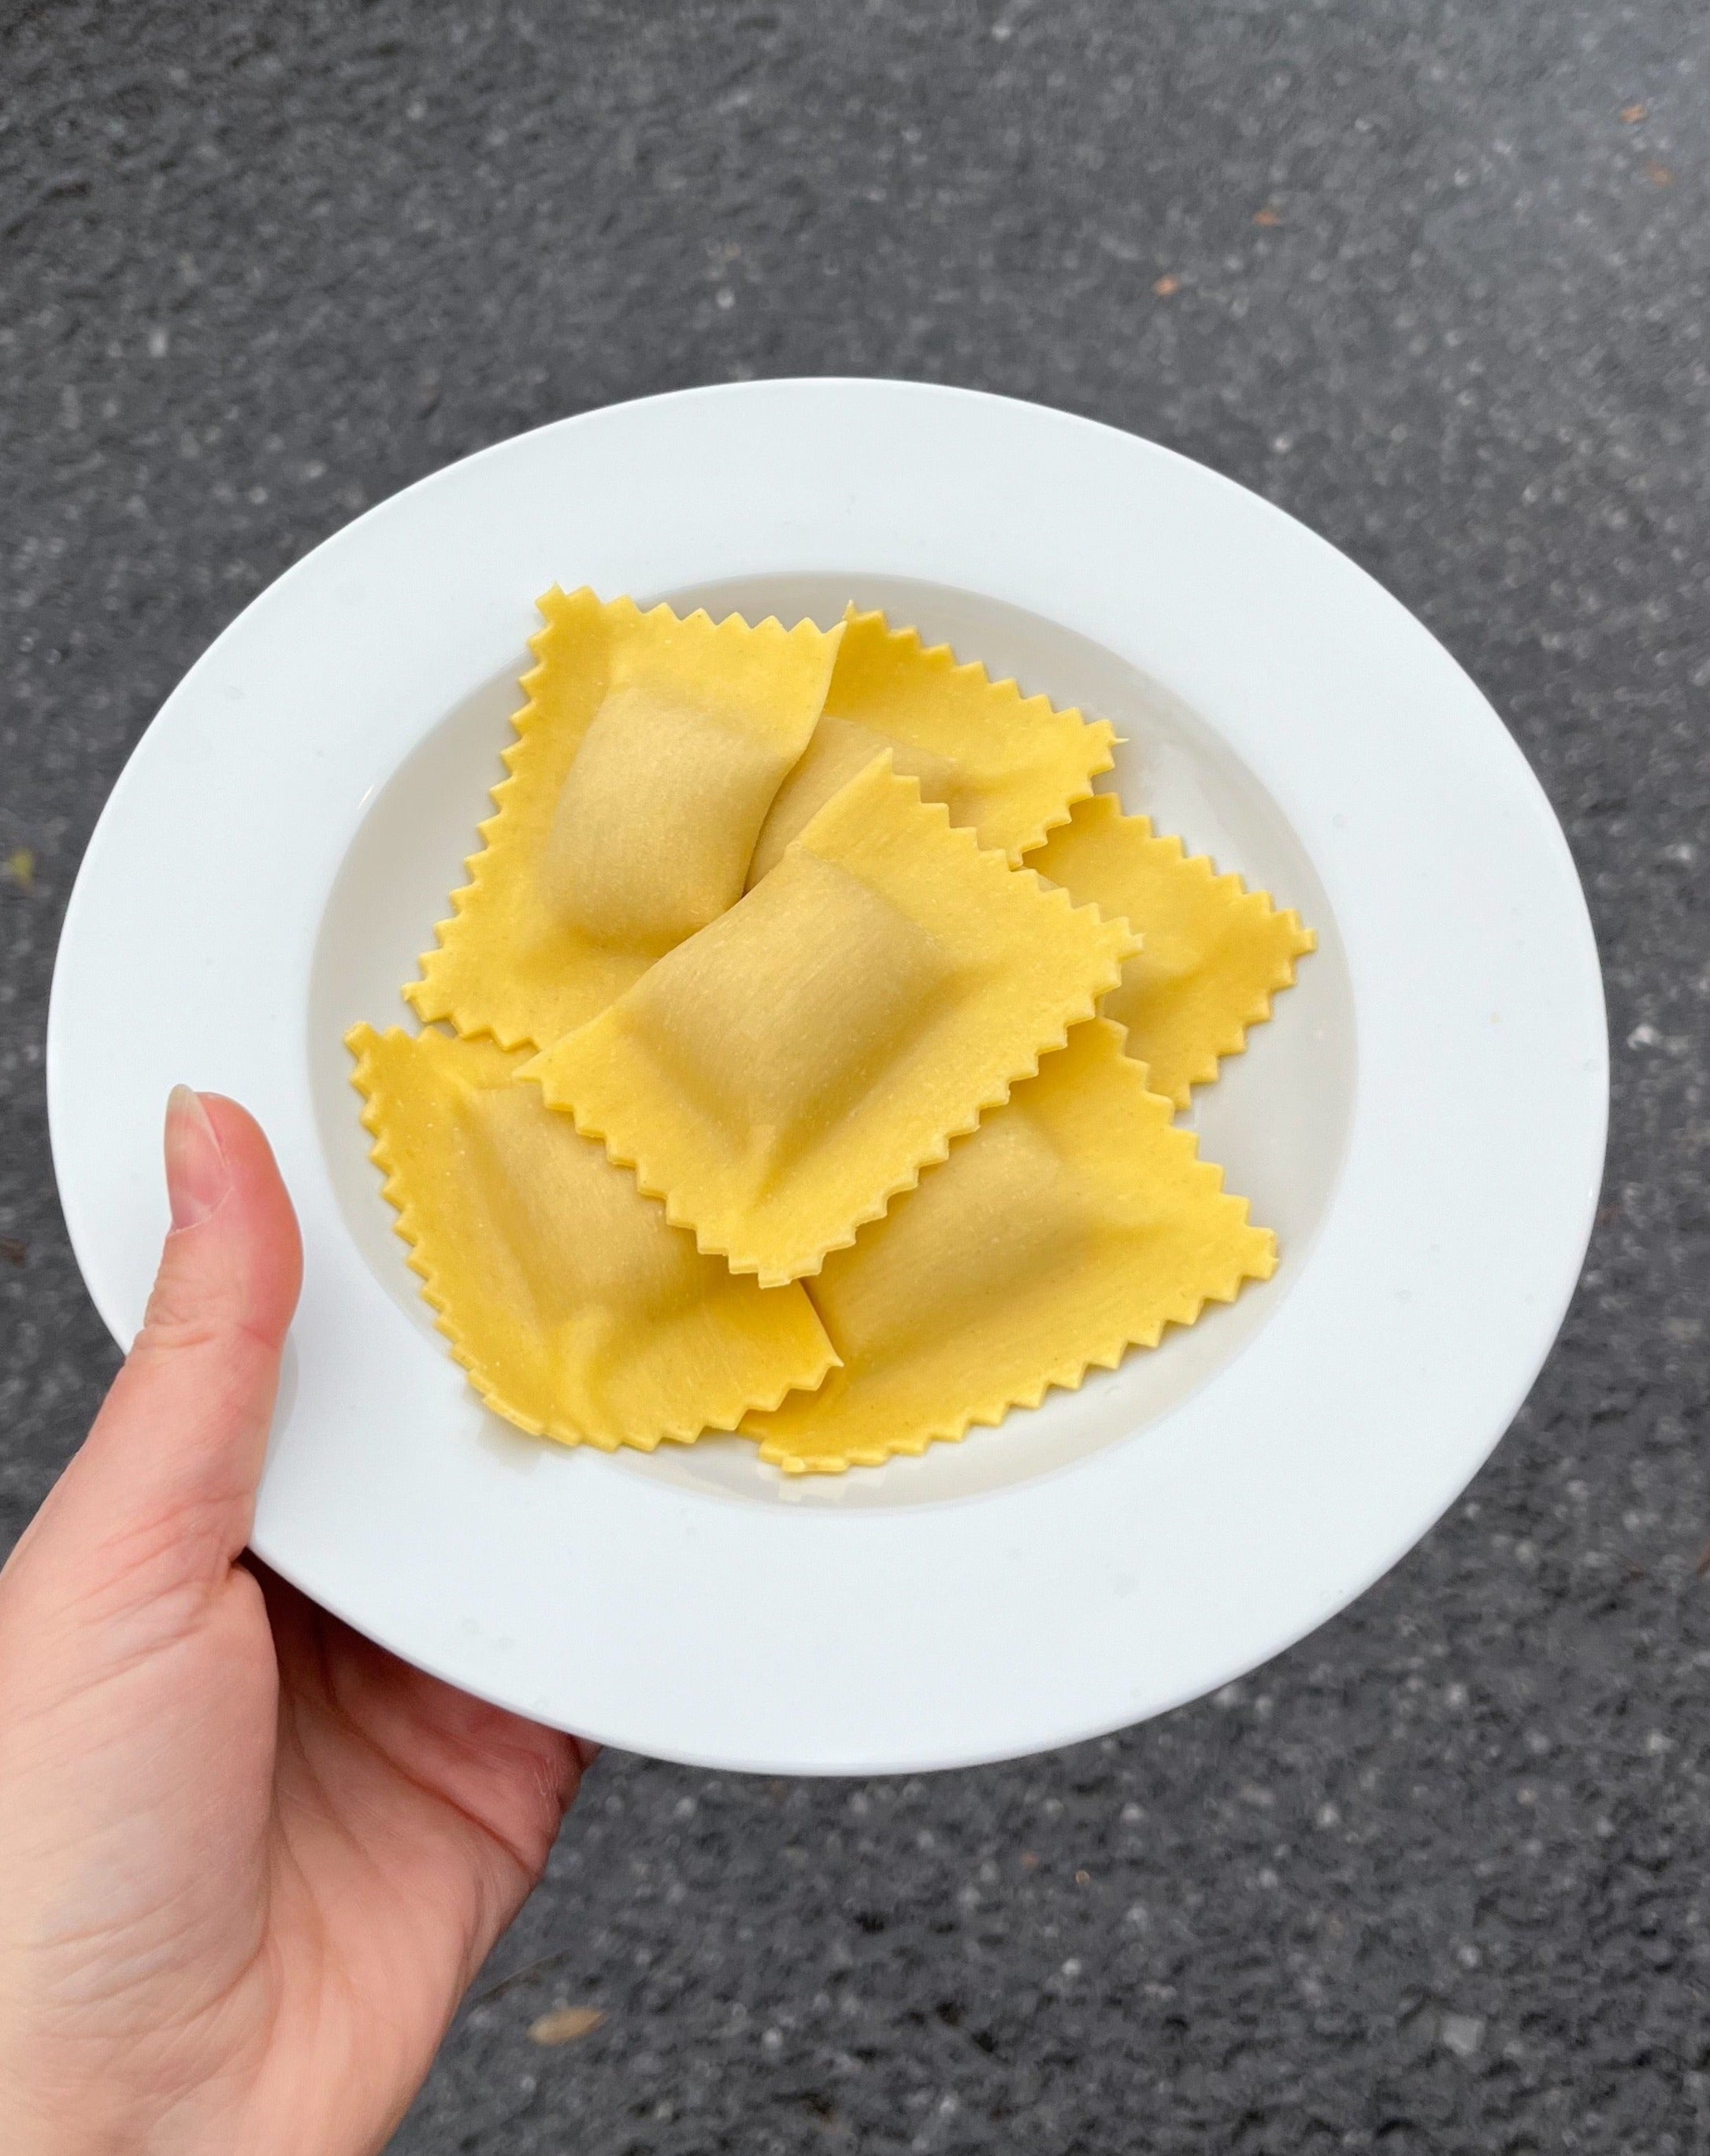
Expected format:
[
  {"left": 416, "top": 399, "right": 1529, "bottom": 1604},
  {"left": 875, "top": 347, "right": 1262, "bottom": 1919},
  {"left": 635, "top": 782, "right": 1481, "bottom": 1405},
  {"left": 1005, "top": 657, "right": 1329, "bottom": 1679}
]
[{"left": 47, "top": 380, "right": 1607, "bottom": 1774}]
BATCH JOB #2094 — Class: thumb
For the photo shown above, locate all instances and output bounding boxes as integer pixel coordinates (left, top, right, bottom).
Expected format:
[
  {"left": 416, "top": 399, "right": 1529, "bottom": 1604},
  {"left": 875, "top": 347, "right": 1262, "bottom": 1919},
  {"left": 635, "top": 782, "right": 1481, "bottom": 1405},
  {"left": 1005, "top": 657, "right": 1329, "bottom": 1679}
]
[{"left": 23, "top": 1089, "right": 302, "bottom": 1602}]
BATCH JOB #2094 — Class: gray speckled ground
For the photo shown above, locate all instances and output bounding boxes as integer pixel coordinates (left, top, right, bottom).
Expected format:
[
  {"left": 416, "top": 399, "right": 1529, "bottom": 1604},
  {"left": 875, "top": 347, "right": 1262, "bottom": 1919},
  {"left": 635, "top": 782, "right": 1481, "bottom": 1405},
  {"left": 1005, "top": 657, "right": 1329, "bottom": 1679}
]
[{"left": 3, "top": 2, "right": 1707, "bottom": 2148}]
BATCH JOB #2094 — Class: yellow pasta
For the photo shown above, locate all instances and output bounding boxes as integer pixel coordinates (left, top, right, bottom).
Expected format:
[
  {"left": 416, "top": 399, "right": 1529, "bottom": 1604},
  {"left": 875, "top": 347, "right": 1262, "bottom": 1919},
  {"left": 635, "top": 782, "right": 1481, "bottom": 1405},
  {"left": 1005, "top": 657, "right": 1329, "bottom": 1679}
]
[
  {"left": 746, "top": 606, "right": 1115, "bottom": 884},
  {"left": 523, "top": 755, "right": 1137, "bottom": 1286},
  {"left": 347, "top": 1024, "right": 835, "bottom": 1451},
  {"left": 744, "top": 1019, "right": 1275, "bottom": 1473},
  {"left": 1029, "top": 793, "right": 1315, "bottom": 1109},
  {"left": 408, "top": 588, "right": 843, "bottom": 1051}
]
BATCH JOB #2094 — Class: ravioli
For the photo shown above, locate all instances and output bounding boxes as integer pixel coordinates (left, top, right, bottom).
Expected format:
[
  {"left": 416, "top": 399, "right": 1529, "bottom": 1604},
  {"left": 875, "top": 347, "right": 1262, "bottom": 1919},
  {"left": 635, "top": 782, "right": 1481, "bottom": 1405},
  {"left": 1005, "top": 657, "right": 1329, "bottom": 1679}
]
[
  {"left": 523, "top": 755, "right": 1138, "bottom": 1286},
  {"left": 743, "top": 1020, "right": 1275, "bottom": 1473},
  {"left": 408, "top": 587, "right": 843, "bottom": 1051},
  {"left": 347, "top": 1024, "right": 836, "bottom": 1451},
  {"left": 746, "top": 606, "right": 1116, "bottom": 884},
  {"left": 1029, "top": 793, "right": 1315, "bottom": 1108}
]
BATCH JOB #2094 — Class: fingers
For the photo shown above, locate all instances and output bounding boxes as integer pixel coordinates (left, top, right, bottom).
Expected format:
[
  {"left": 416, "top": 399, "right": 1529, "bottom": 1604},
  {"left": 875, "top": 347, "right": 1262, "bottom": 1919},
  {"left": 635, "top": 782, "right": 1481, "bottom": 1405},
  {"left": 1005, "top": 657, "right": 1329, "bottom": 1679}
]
[
  {"left": 255, "top": 1556, "right": 587, "bottom": 1976},
  {"left": 20, "top": 1091, "right": 302, "bottom": 1606},
  {"left": 257, "top": 1557, "right": 591, "bottom": 1846}
]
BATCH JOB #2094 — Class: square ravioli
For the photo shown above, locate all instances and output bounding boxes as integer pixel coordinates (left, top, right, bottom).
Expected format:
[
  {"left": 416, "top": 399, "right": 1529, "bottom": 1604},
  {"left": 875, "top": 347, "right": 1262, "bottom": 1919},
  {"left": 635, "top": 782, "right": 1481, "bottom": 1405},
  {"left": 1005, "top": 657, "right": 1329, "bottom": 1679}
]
[
  {"left": 1029, "top": 792, "right": 1315, "bottom": 1108},
  {"left": 745, "top": 606, "right": 1116, "bottom": 884},
  {"left": 347, "top": 1024, "right": 835, "bottom": 1451},
  {"left": 743, "top": 1019, "right": 1276, "bottom": 1473},
  {"left": 408, "top": 588, "right": 843, "bottom": 1050},
  {"left": 522, "top": 755, "right": 1138, "bottom": 1286}
]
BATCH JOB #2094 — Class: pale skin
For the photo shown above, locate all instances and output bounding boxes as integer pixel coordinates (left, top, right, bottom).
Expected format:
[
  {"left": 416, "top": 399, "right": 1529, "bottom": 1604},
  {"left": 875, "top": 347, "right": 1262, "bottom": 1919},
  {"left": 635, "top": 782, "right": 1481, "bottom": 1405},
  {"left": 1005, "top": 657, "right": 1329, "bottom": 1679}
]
[{"left": 0, "top": 1089, "right": 592, "bottom": 2154}]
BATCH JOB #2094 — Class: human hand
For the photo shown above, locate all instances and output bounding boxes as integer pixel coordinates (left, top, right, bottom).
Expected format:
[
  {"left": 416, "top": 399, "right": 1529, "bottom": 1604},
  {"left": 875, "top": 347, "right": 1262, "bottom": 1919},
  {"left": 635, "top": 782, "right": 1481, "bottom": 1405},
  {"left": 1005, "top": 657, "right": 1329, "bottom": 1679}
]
[{"left": 0, "top": 1089, "right": 591, "bottom": 2155}]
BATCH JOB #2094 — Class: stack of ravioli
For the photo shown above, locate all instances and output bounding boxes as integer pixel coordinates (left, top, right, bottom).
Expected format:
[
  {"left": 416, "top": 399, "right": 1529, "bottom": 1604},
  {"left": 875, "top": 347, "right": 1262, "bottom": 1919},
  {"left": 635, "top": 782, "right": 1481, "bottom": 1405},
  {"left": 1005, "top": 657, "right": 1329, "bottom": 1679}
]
[{"left": 347, "top": 591, "right": 1313, "bottom": 1474}]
